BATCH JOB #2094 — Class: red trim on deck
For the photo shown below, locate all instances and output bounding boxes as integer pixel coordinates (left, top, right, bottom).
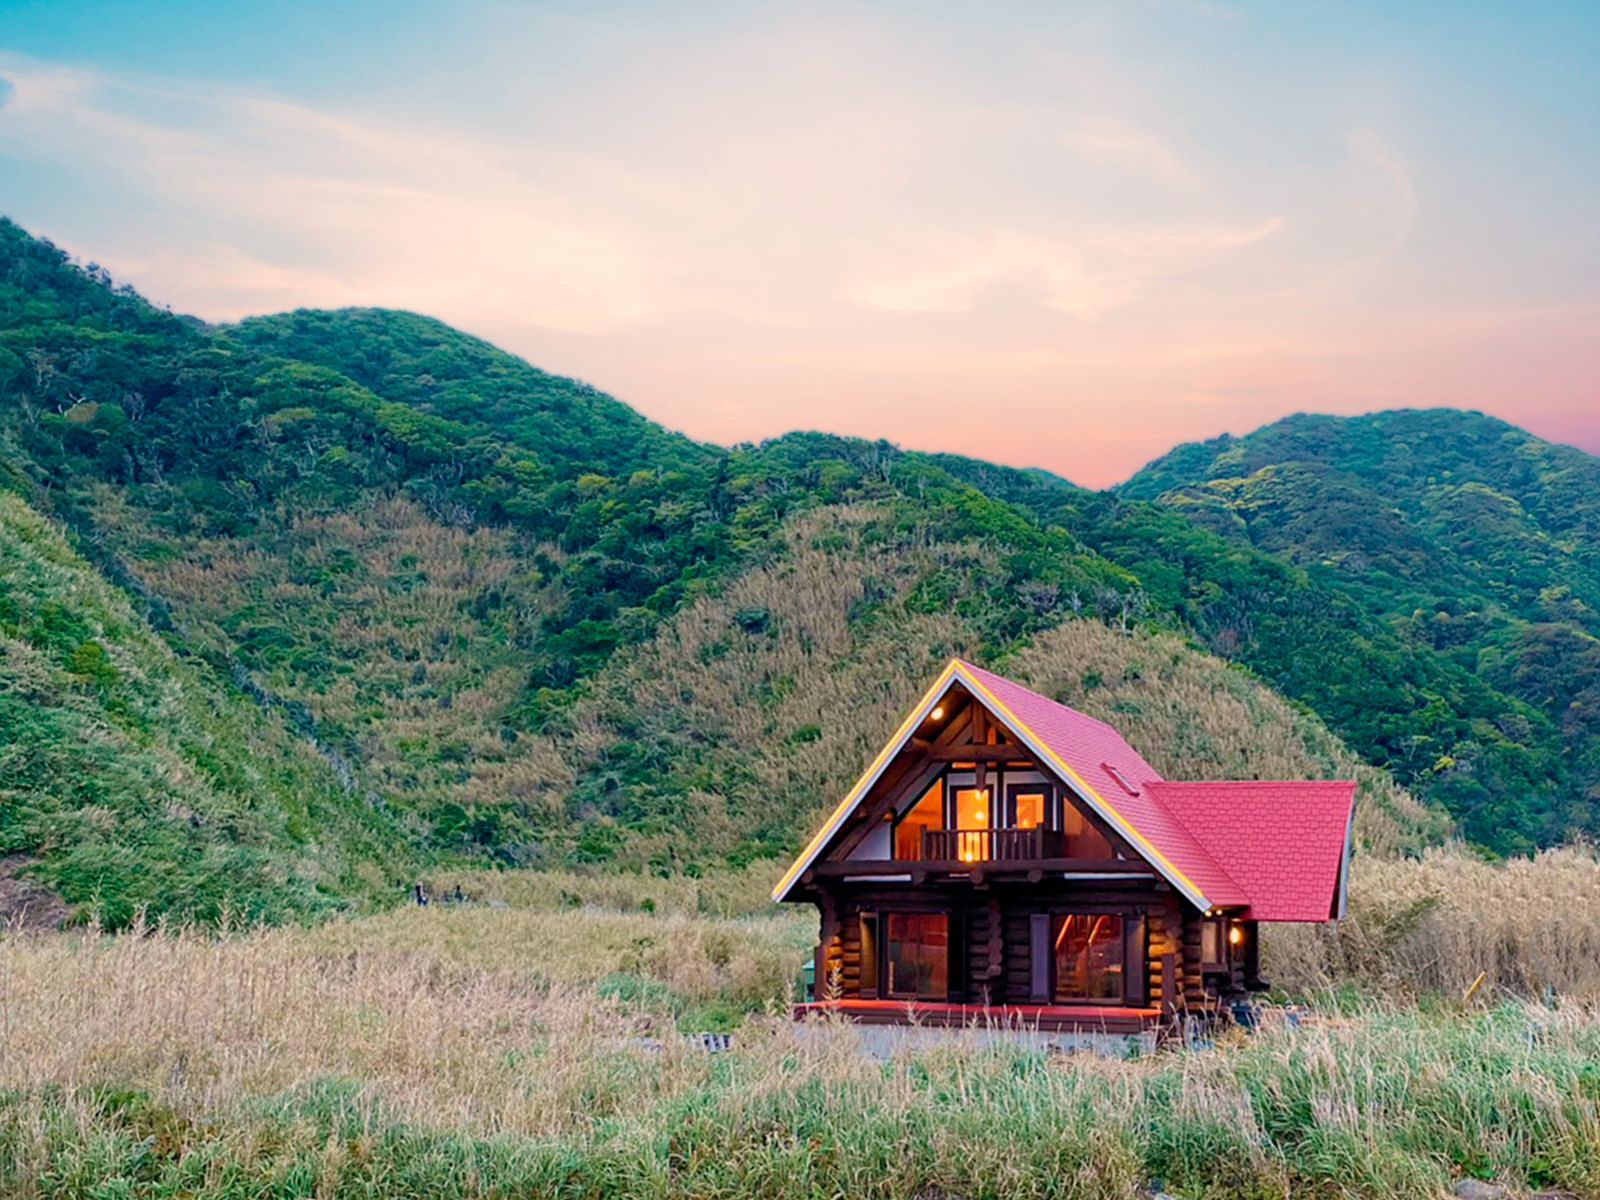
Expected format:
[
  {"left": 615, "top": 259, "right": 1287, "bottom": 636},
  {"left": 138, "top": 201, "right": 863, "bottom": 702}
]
[{"left": 794, "top": 998, "right": 1161, "bottom": 1033}]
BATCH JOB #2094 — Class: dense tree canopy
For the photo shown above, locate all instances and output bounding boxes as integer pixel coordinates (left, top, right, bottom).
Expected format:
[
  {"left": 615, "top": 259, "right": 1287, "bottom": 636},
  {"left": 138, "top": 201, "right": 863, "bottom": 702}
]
[{"left": 1, "top": 213, "right": 1591, "bottom": 910}]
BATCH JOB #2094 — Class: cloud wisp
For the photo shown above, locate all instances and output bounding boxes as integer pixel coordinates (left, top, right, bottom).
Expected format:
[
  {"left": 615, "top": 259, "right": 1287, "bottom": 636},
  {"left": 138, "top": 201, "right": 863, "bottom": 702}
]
[{"left": 0, "top": 1, "right": 1593, "bottom": 486}]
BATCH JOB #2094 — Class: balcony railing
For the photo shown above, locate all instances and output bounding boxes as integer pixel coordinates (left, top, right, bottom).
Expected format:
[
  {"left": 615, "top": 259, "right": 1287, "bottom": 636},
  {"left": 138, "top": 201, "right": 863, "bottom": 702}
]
[{"left": 919, "top": 827, "right": 1065, "bottom": 863}]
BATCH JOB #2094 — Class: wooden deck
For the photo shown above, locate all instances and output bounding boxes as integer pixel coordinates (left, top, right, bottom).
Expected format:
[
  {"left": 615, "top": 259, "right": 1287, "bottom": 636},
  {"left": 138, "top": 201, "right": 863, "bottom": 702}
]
[{"left": 793, "top": 998, "right": 1162, "bottom": 1035}]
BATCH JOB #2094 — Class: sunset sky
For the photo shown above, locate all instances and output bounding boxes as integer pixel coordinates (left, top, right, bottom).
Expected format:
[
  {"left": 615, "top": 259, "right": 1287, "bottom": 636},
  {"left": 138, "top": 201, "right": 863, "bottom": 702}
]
[{"left": 1, "top": 1, "right": 1595, "bottom": 487}]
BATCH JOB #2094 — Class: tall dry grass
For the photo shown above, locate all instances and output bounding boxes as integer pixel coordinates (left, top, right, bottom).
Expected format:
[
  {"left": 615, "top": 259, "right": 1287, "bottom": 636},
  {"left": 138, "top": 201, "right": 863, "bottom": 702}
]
[
  {"left": 0, "top": 909, "right": 802, "bottom": 1142},
  {"left": 423, "top": 861, "right": 784, "bottom": 918},
  {"left": 1267, "top": 845, "right": 1600, "bottom": 1000},
  {"left": 93, "top": 486, "right": 565, "bottom": 814},
  {"left": 4, "top": 905, "right": 1600, "bottom": 1198}
]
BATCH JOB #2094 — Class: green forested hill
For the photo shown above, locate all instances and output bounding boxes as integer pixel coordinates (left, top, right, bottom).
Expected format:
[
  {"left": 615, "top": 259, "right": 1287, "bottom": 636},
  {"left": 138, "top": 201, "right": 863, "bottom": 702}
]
[
  {"left": 0, "top": 218, "right": 1147, "bottom": 896},
  {"left": 227, "top": 308, "right": 713, "bottom": 478},
  {"left": 0, "top": 486, "right": 404, "bottom": 926},
  {"left": 0, "top": 215, "right": 1587, "bottom": 922},
  {"left": 1119, "top": 410, "right": 1600, "bottom": 850}
]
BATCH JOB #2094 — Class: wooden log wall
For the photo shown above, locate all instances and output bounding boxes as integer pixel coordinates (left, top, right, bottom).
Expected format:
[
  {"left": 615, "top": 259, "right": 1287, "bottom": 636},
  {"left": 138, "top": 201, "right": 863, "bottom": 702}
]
[{"left": 811, "top": 883, "right": 1197, "bottom": 1009}]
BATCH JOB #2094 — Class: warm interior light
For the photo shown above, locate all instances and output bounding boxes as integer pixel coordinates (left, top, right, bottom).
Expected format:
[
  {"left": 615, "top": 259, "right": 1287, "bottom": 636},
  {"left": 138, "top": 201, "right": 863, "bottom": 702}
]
[
  {"left": 930, "top": 705, "right": 945, "bottom": 721},
  {"left": 1228, "top": 924, "right": 1243, "bottom": 947}
]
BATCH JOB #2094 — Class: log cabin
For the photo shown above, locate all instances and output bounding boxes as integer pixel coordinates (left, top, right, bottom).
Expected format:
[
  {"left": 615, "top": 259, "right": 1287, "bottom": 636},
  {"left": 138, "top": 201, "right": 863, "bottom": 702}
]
[{"left": 773, "top": 658, "right": 1355, "bottom": 1047}]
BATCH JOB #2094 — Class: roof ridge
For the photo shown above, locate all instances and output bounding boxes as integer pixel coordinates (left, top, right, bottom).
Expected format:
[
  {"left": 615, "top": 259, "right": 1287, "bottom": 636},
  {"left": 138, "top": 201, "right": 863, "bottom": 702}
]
[
  {"left": 1150, "top": 779, "right": 1357, "bottom": 788},
  {"left": 954, "top": 658, "right": 1124, "bottom": 735}
]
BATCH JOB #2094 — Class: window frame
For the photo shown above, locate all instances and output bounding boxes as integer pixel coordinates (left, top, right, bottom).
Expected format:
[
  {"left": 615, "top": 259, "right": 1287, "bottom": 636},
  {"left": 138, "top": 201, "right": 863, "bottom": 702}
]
[
  {"left": 1003, "top": 780, "right": 1056, "bottom": 832},
  {"left": 892, "top": 777, "right": 944, "bottom": 861},
  {"left": 1029, "top": 906, "right": 1148, "bottom": 1006},
  {"left": 869, "top": 908, "right": 955, "bottom": 1002},
  {"left": 1200, "top": 918, "right": 1227, "bottom": 972}
]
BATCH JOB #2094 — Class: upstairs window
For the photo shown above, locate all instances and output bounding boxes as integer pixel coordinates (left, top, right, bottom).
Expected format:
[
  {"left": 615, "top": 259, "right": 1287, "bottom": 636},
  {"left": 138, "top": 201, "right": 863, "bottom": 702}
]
[
  {"left": 1010, "top": 789, "right": 1047, "bottom": 830},
  {"left": 953, "top": 786, "right": 991, "bottom": 830},
  {"left": 952, "top": 785, "right": 991, "bottom": 862},
  {"left": 894, "top": 780, "right": 943, "bottom": 860}
]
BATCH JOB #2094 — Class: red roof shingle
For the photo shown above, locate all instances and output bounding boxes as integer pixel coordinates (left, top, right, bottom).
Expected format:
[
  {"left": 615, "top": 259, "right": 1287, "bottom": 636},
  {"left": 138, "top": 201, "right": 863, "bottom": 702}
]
[
  {"left": 958, "top": 661, "right": 1354, "bottom": 922},
  {"left": 1146, "top": 781, "right": 1355, "bottom": 921},
  {"left": 773, "top": 658, "right": 1356, "bottom": 922}
]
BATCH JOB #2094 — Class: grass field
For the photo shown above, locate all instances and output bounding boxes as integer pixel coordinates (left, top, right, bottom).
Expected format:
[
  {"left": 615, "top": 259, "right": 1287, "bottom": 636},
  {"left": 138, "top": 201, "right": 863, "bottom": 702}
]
[{"left": 5, "top": 852, "right": 1600, "bottom": 1199}]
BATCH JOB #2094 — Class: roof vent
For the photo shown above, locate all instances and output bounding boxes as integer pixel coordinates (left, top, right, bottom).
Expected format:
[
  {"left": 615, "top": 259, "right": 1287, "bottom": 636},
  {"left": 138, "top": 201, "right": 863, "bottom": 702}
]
[{"left": 1102, "top": 762, "right": 1140, "bottom": 796}]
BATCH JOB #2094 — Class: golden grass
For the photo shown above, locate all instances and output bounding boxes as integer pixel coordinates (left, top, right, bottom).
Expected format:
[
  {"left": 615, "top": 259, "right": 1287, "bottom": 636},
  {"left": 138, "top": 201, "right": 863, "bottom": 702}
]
[
  {"left": 0, "top": 905, "right": 811, "bottom": 1141},
  {"left": 4, "top": 897, "right": 1600, "bottom": 1198},
  {"left": 1267, "top": 844, "right": 1600, "bottom": 1000},
  {"left": 423, "top": 861, "right": 785, "bottom": 918},
  {"left": 92, "top": 486, "right": 564, "bottom": 814}
]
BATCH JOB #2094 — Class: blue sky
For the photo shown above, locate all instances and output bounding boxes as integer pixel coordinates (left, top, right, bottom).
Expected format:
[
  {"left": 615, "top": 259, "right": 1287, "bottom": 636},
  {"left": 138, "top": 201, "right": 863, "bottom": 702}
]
[{"left": 1, "top": 1, "right": 1595, "bottom": 484}]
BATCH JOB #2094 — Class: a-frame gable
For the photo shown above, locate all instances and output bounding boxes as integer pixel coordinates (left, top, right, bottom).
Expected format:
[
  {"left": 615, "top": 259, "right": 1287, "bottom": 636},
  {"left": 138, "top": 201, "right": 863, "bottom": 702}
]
[
  {"left": 771, "top": 661, "right": 962, "bottom": 902},
  {"left": 772, "top": 659, "right": 1217, "bottom": 908}
]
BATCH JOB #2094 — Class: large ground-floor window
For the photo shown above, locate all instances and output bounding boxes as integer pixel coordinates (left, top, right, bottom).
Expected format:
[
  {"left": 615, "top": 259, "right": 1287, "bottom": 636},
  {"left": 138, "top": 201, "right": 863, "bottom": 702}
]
[
  {"left": 1053, "top": 913, "right": 1125, "bottom": 1002},
  {"left": 883, "top": 912, "right": 949, "bottom": 999}
]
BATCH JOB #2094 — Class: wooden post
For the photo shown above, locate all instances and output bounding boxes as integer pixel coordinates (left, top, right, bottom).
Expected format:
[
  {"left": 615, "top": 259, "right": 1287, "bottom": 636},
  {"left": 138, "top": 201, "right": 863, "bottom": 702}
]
[{"left": 818, "top": 892, "right": 840, "bottom": 999}]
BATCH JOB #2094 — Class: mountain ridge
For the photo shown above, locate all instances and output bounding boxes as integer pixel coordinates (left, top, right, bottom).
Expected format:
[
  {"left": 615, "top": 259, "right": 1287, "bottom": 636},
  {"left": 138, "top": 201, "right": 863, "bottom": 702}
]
[
  {"left": 1119, "top": 407, "right": 1600, "bottom": 850},
  {"left": 3, "top": 215, "right": 1593, "bottom": 923}
]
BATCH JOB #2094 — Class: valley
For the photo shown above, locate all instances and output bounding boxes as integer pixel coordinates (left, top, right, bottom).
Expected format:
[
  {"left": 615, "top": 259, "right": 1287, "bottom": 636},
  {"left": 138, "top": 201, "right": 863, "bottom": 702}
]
[{"left": 4, "top": 218, "right": 1600, "bottom": 1200}]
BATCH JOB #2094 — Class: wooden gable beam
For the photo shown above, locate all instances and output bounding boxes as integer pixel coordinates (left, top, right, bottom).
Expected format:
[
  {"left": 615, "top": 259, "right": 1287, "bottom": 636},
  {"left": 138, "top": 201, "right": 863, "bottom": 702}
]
[
  {"left": 969, "top": 703, "right": 988, "bottom": 747},
  {"left": 925, "top": 744, "right": 1032, "bottom": 762},
  {"left": 930, "top": 698, "right": 975, "bottom": 748},
  {"left": 827, "top": 753, "right": 946, "bottom": 862}
]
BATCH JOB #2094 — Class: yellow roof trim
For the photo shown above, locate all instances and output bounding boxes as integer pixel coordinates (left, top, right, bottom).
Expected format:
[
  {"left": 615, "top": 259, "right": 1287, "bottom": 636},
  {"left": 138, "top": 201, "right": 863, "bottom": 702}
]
[
  {"left": 770, "top": 658, "right": 1214, "bottom": 911},
  {"left": 770, "top": 659, "right": 962, "bottom": 902},
  {"left": 955, "top": 665, "right": 1211, "bottom": 911}
]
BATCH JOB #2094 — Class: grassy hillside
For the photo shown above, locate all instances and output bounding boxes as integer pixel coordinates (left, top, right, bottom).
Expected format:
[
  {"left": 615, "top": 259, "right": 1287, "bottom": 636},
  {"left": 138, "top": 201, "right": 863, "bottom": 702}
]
[
  {"left": 0, "top": 487, "right": 405, "bottom": 927},
  {"left": 1119, "top": 409, "right": 1600, "bottom": 852},
  {"left": 513, "top": 504, "right": 1441, "bottom": 868},
  {"left": 932, "top": 451, "right": 1568, "bottom": 854},
  {"left": 14, "top": 214, "right": 1571, "bottom": 904},
  {"left": 0, "top": 218, "right": 1173, "bottom": 871}
]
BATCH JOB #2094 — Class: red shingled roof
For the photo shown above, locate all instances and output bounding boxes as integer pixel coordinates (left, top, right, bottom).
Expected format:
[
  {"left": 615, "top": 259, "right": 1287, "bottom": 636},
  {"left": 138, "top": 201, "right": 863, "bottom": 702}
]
[
  {"left": 1145, "top": 781, "right": 1355, "bottom": 921},
  {"left": 958, "top": 662, "right": 1354, "bottom": 922},
  {"left": 773, "top": 658, "right": 1356, "bottom": 921}
]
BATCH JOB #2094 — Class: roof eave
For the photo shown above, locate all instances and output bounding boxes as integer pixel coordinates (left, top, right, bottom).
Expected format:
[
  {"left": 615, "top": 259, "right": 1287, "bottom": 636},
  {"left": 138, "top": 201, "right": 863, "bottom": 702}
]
[
  {"left": 773, "top": 659, "right": 1262, "bottom": 913},
  {"left": 770, "top": 660, "right": 963, "bottom": 903}
]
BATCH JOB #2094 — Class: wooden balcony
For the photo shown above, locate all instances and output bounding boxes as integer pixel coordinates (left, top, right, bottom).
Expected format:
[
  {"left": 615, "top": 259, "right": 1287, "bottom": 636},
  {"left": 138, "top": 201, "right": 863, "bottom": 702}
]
[{"left": 920, "top": 827, "right": 1065, "bottom": 863}]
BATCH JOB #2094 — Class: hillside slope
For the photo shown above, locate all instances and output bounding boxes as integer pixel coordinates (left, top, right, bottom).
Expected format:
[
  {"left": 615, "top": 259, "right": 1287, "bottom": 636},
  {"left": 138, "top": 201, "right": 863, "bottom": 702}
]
[
  {"left": 930, "top": 452, "right": 1566, "bottom": 853},
  {"left": 227, "top": 308, "right": 712, "bottom": 477},
  {"left": 32, "top": 216, "right": 1596, "bottom": 890},
  {"left": 1120, "top": 410, "right": 1600, "bottom": 851},
  {"left": 0, "top": 219, "right": 1142, "bottom": 868},
  {"left": 0, "top": 486, "right": 405, "bottom": 927},
  {"left": 505, "top": 504, "right": 1442, "bottom": 867}
]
